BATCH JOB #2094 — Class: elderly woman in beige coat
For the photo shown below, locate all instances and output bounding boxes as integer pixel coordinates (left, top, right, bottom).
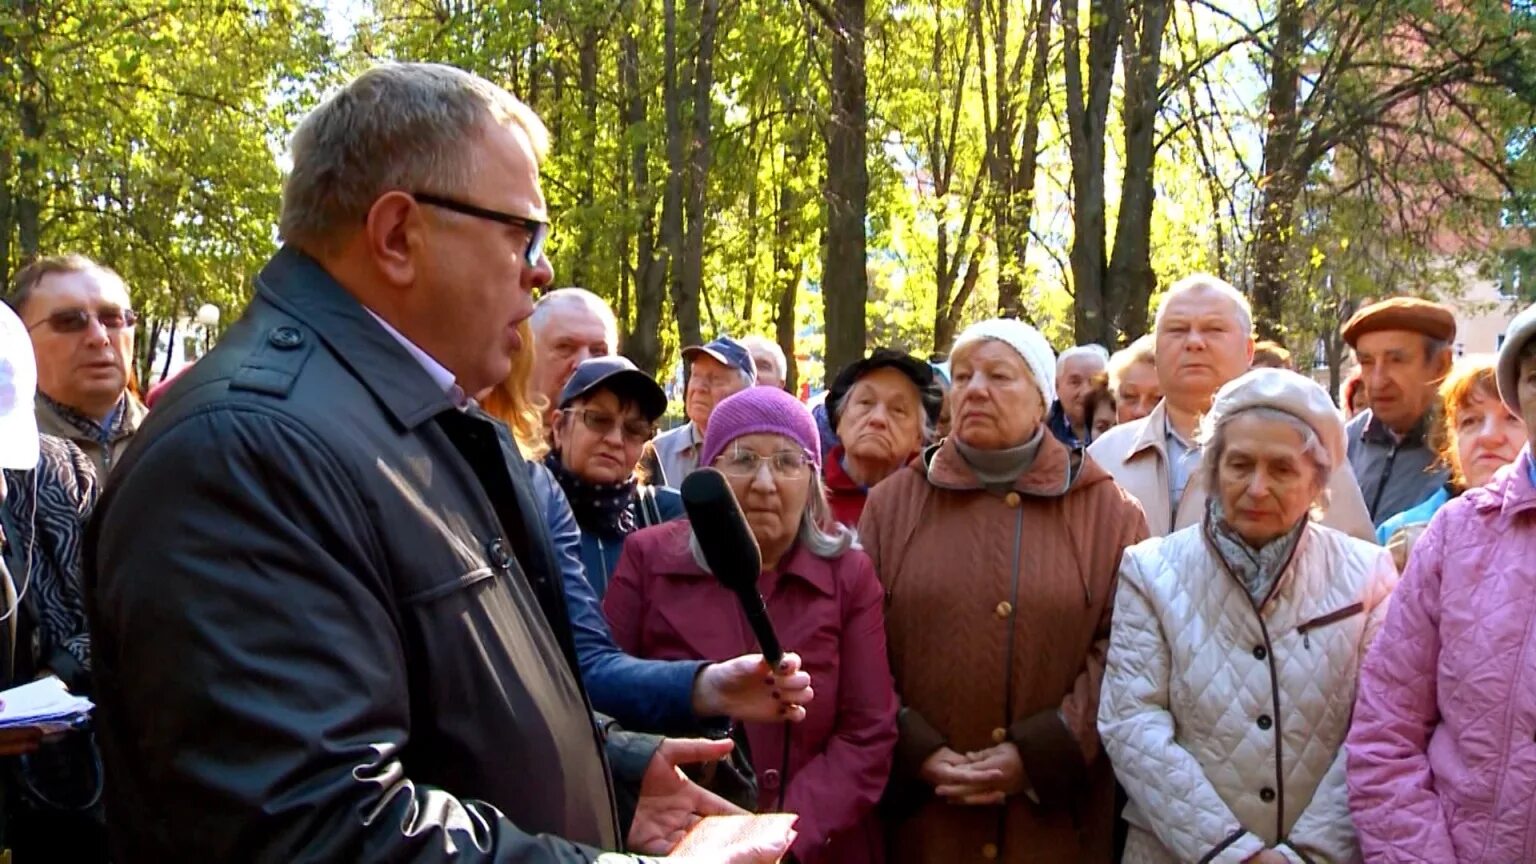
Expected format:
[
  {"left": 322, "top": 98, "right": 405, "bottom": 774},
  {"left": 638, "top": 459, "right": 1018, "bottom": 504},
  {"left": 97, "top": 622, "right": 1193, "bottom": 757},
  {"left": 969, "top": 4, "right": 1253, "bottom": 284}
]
[
  {"left": 1098, "top": 369, "right": 1398, "bottom": 864},
  {"left": 861, "top": 318, "right": 1148, "bottom": 864}
]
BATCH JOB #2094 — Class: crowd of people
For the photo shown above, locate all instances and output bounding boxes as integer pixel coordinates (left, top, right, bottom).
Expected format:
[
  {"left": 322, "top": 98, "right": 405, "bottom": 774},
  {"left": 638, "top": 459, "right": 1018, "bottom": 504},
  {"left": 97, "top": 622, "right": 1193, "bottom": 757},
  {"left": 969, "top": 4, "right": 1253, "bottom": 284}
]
[{"left": 0, "top": 61, "right": 1530, "bottom": 864}]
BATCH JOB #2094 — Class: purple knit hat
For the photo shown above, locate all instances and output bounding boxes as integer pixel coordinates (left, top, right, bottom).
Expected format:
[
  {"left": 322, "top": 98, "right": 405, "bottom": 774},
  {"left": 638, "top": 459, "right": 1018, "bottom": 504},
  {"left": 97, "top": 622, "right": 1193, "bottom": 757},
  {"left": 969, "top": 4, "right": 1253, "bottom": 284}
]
[{"left": 699, "top": 386, "right": 822, "bottom": 470}]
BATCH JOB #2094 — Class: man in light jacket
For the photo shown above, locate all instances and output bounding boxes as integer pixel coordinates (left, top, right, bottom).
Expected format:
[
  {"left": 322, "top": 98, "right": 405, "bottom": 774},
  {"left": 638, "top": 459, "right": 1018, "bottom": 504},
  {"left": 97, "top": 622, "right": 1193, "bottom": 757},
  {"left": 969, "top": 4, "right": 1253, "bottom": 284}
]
[{"left": 1088, "top": 273, "right": 1375, "bottom": 541}]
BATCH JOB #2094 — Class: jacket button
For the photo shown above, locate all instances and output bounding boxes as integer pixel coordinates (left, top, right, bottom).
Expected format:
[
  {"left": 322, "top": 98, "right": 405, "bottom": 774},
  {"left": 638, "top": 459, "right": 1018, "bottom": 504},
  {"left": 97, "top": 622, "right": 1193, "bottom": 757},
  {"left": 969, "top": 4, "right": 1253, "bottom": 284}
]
[
  {"left": 761, "top": 768, "right": 780, "bottom": 790},
  {"left": 268, "top": 326, "right": 304, "bottom": 349},
  {"left": 1257, "top": 714, "right": 1272, "bottom": 730},
  {"left": 991, "top": 727, "right": 1007, "bottom": 744},
  {"left": 1003, "top": 492, "right": 1021, "bottom": 508},
  {"left": 1260, "top": 787, "right": 1276, "bottom": 803},
  {"left": 995, "top": 601, "right": 1014, "bottom": 619},
  {"left": 1253, "top": 645, "right": 1267, "bottom": 661},
  {"left": 981, "top": 843, "right": 999, "bottom": 859},
  {"left": 486, "top": 539, "right": 512, "bottom": 570}
]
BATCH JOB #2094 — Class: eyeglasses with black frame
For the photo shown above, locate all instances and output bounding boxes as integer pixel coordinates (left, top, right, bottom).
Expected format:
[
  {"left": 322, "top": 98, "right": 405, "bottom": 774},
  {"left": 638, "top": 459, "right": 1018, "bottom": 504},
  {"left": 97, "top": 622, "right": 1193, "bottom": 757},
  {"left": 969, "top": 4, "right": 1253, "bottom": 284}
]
[
  {"left": 412, "top": 192, "right": 550, "bottom": 267},
  {"left": 26, "top": 307, "right": 137, "bottom": 334},
  {"left": 564, "top": 407, "right": 657, "bottom": 445}
]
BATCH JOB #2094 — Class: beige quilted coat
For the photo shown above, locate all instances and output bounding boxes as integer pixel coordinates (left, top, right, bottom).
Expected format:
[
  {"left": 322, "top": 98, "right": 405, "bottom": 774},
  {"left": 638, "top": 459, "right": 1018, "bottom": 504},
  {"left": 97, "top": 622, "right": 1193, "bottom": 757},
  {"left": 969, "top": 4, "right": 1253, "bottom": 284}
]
[{"left": 1098, "top": 520, "right": 1397, "bottom": 864}]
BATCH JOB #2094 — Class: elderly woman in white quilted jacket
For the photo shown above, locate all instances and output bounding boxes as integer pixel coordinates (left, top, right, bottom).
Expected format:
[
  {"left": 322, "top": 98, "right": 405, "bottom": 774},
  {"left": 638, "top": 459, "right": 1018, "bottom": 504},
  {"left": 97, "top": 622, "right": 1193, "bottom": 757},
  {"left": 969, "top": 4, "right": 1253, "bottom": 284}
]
[{"left": 1098, "top": 369, "right": 1398, "bottom": 864}]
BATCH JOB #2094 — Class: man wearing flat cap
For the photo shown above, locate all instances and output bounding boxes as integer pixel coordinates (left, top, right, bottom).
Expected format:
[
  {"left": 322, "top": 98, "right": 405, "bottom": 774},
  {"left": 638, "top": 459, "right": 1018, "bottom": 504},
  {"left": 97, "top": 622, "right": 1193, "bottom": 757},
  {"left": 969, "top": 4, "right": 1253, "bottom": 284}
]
[{"left": 1341, "top": 296, "right": 1456, "bottom": 526}]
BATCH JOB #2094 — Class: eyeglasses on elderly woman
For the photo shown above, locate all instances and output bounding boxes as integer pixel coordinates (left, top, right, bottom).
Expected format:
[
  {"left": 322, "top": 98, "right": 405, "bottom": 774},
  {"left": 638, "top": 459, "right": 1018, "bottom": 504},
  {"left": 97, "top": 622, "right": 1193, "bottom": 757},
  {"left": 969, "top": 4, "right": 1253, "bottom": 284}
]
[{"left": 714, "top": 446, "right": 813, "bottom": 479}]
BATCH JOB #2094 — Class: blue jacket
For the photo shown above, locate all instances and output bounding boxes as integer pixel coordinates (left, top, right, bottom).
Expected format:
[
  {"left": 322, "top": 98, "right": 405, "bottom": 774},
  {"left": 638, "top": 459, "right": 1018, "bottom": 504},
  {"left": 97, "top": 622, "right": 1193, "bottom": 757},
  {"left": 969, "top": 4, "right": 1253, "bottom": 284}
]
[
  {"left": 528, "top": 463, "right": 704, "bottom": 732},
  {"left": 578, "top": 486, "right": 685, "bottom": 599}
]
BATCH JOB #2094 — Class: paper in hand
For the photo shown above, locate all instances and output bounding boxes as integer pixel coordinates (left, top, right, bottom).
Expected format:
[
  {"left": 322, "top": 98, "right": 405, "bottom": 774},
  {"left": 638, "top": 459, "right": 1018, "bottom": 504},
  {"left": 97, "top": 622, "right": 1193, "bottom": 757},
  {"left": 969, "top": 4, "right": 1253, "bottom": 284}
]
[
  {"left": 669, "top": 813, "right": 798, "bottom": 861},
  {"left": 0, "top": 676, "right": 92, "bottom": 733}
]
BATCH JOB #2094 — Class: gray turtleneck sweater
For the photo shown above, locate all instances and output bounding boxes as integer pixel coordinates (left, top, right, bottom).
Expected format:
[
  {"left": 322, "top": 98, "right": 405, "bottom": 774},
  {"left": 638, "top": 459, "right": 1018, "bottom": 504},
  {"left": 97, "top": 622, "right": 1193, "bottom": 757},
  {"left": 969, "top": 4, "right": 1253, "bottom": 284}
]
[{"left": 953, "top": 425, "right": 1045, "bottom": 493}]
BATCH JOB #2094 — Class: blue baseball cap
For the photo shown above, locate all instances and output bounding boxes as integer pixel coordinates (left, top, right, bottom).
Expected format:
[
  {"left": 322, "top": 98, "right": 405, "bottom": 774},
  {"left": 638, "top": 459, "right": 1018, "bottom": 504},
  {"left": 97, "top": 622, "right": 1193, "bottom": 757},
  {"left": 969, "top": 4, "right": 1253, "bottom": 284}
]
[
  {"left": 681, "top": 336, "right": 757, "bottom": 384},
  {"left": 558, "top": 356, "right": 668, "bottom": 421}
]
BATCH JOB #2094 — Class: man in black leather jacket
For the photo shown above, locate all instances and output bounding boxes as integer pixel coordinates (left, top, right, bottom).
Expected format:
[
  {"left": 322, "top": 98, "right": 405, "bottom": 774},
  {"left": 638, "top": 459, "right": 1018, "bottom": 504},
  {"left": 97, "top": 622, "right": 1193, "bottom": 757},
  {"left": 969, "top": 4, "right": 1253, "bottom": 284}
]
[{"left": 83, "top": 63, "right": 788, "bottom": 863}]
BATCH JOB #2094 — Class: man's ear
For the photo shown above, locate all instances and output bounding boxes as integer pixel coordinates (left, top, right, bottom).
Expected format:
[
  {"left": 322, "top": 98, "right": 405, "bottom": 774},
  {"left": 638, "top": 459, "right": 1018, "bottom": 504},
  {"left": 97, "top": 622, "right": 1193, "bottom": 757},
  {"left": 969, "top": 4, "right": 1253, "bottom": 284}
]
[{"left": 364, "top": 191, "right": 424, "bottom": 289}]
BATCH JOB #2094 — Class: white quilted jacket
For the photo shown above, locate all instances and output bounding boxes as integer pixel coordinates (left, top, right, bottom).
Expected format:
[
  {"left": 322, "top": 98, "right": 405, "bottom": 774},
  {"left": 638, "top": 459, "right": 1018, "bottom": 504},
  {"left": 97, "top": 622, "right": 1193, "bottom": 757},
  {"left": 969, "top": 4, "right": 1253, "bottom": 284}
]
[{"left": 1099, "top": 520, "right": 1397, "bottom": 864}]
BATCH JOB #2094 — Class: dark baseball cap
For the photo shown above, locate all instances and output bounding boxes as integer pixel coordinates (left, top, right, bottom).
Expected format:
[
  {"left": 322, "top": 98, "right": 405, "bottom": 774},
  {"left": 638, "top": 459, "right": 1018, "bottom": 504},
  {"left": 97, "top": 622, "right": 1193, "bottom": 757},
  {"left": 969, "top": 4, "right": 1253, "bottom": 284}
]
[
  {"left": 558, "top": 356, "right": 668, "bottom": 421},
  {"left": 681, "top": 336, "right": 757, "bottom": 384}
]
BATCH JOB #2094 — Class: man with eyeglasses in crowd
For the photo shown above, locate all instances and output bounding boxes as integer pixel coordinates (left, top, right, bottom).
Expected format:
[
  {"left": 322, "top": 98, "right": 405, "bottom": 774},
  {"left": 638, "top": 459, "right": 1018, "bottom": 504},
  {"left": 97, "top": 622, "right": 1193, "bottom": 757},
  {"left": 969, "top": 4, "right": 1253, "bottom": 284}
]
[
  {"left": 649, "top": 336, "right": 756, "bottom": 487},
  {"left": 8, "top": 254, "right": 146, "bottom": 479},
  {"left": 86, "top": 63, "right": 790, "bottom": 863}
]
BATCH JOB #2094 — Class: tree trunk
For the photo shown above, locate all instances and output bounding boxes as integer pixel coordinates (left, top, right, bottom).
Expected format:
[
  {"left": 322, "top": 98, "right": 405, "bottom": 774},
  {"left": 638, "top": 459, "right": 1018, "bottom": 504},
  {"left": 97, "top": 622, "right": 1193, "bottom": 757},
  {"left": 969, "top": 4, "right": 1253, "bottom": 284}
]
[
  {"left": 1061, "top": 0, "right": 1122, "bottom": 346},
  {"left": 659, "top": 0, "right": 689, "bottom": 357},
  {"left": 984, "top": 0, "right": 1054, "bottom": 318},
  {"left": 821, "top": 0, "right": 869, "bottom": 387},
  {"left": 1106, "top": 0, "right": 1172, "bottom": 343},
  {"left": 675, "top": 0, "right": 718, "bottom": 348},
  {"left": 1252, "top": 0, "right": 1303, "bottom": 341},
  {"left": 16, "top": 1, "right": 41, "bottom": 263},
  {"left": 570, "top": 24, "right": 600, "bottom": 289},
  {"left": 625, "top": 11, "right": 667, "bottom": 374}
]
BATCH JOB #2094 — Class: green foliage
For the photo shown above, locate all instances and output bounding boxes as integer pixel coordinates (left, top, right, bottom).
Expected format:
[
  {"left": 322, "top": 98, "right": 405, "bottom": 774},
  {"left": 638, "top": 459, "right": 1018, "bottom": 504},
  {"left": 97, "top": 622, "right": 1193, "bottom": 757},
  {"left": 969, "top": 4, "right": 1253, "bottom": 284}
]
[{"left": 0, "top": 1, "right": 336, "bottom": 382}]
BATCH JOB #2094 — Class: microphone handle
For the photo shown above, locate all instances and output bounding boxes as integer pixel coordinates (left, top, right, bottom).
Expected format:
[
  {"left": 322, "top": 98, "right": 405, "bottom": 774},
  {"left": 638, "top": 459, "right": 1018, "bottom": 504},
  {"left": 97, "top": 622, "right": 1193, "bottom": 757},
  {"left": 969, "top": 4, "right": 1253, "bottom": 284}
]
[{"left": 736, "top": 589, "right": 784, "bottom": 665}]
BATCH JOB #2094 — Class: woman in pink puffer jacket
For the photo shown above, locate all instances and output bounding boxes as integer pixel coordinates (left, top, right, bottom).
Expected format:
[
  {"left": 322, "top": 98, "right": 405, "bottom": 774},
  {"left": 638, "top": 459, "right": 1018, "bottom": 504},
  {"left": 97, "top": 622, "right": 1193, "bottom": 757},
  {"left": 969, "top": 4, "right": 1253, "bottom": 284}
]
[{"left": 1347, "top": 304, "right": 1536, "bottom": 863}]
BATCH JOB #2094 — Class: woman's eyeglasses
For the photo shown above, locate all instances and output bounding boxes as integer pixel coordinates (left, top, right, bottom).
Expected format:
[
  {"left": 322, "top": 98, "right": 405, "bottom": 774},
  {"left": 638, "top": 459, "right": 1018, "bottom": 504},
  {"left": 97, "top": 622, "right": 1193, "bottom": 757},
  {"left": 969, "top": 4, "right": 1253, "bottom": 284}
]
[
  {"left": 566, "top": 408, "right": 655, "bottom": 444},
  {"left": 715, "top": 448, "right": 812, "bottom": 479},
  {"left": 27, "top": 307, "right": 137, "bottom": 334},
  {"left": 413, "top": 192, "right": 550, "bottom": 267}
]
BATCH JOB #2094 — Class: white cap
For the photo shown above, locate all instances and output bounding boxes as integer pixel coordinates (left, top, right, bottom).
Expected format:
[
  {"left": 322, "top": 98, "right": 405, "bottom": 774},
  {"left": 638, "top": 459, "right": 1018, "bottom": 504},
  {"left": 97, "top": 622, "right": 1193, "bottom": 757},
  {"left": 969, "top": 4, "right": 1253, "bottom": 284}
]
[
  {"left": 0, "top": 303, "right": 39, "bottom": 470},
  {"left": 951, "top": 318, "right": 1058, "bottom": 402},
  {"left": 1202, "top": 368, "right": 1346, "bottom": 469}
]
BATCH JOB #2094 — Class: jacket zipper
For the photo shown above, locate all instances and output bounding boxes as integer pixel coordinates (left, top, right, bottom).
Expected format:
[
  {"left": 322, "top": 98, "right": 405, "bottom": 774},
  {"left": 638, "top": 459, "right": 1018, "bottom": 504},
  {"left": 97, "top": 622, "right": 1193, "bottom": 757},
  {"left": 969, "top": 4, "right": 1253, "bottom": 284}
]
[{"left": 1297, "top": 602, "right": 1365, "bottom": 649}]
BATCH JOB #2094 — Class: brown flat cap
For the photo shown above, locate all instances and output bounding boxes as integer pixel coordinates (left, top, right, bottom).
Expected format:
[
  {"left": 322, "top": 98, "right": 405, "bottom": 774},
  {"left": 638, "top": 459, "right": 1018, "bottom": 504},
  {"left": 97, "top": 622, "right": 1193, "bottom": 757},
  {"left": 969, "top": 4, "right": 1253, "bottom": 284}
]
[{"left": 1340, "top": 297, "right": 1456, "bottom": 347}]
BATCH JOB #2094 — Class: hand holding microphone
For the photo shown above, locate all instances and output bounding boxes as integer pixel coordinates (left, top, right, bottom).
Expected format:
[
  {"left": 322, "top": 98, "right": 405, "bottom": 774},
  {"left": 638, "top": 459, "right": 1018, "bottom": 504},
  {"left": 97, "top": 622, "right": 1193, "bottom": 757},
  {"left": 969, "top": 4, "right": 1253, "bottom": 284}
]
[{"left": 683, "top": 469, "right": 813, "bottom": 723}]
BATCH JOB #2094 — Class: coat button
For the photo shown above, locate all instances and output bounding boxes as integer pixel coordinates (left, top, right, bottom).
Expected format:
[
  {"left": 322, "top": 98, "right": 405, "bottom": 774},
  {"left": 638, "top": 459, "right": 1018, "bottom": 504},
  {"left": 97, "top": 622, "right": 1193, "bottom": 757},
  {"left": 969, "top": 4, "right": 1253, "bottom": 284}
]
[
  {"left": 991, "top": 727, "right": 1008, "bottom": 744},
  {"left": 761, "top": 768, "right": 780, "bottom": 790},
  {"left": 1260, "top": 787, "right": 1276, "bottom": 803},
  {"left": 268, "top": 326, "right": 304, "bottom": 349},
  {"left": 1253, "top": 645, "right": 1267, "bottom": 661},
  {"left": 486, "top": 539, "right": 512, "bottom": 570},
  {"left": 981, "top": 843, "right": 999, "bottom": 859},
  {"left": 1003, "top": 492, "right": 1021, "bottom": 508},
  {"left": 995, "top": 601, "right": 1014, "bottom": 619},
  {"left": 1257, "top": 714, "right": 1273, "bottom": 731}
]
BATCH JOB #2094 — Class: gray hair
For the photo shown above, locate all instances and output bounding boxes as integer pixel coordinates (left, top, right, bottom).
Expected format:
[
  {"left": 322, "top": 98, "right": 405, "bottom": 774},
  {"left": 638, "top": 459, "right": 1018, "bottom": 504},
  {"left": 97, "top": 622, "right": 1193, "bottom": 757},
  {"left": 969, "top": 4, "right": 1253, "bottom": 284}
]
[
  {"left": 531, "top": 287, "right": 619, "bottom": 349},
  {"left": 1056, "top": 344, "right": 1110, "bottom": 373},
  {"left": 279, "top": 62, "right": 550, "bottom": 252},
  {"left": 1197, "top": 406, "right": 1333, "bottom": 510},
  {"left": 1107, "top": 334, "right": 1156, "bottom": 392},
  {"left": 740, "top": 334, "right": 788, "bottom": 382},
  {"left": 1155, "top": 273, "right": 1254, "bottom": 336},
  {"left": 688, "top": 472, "right": 856, "bottom": 570}
]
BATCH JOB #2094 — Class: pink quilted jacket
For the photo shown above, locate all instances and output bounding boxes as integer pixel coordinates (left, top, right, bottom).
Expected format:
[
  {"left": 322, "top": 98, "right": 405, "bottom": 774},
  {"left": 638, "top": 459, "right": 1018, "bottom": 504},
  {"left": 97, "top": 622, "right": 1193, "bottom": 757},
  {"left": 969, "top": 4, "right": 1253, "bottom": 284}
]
[{"left": 1347, "top": 450, "right": 1536, "bottom": 863}]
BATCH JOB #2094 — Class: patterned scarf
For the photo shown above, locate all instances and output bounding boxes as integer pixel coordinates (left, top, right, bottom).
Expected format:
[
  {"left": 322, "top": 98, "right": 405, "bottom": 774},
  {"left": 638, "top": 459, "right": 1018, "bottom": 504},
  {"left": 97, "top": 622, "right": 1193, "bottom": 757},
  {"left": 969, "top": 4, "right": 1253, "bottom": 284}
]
[
  {"left": 1203, "top": 497, "right": 1305, "bottom": 606},
  {"left": 544, "top": 451, "right": 638, "bottom": 538},
  {"left": 39, "top": 391, "right": 129, "bottom": 445}
]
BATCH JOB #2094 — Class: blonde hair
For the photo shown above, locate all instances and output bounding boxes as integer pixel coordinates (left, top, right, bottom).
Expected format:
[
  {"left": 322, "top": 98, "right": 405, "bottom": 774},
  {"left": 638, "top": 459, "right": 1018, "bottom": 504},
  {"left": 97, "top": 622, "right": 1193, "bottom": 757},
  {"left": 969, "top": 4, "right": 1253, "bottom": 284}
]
[
  {"left": 280, "top": 62, "right": 549, "bottom": 252},
  {"left": 480, "top": 319, "right": 549, "bottom": 460},
  {"left": 1107, "top": 334, "right": 1155, "bottom": 393},
  {"left": 1437, "top": 355, "right": 1501, "bottom": 487}
]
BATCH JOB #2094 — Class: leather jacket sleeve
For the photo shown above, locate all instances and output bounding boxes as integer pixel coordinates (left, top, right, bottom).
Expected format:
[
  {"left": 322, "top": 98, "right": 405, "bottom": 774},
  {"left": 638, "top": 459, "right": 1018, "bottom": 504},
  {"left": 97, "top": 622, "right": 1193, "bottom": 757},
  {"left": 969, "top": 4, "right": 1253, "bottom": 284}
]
[{"left": 88, "top": 408, "right": 643, "bottom": 863}]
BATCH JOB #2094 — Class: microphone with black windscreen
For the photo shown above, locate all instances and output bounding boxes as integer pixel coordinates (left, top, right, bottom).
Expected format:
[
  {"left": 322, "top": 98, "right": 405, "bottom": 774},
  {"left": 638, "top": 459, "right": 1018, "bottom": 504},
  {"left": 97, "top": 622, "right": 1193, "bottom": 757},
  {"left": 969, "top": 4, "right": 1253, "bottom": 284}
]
[{"left": 681, "top": 468, "right": 783, "bottom": 665}]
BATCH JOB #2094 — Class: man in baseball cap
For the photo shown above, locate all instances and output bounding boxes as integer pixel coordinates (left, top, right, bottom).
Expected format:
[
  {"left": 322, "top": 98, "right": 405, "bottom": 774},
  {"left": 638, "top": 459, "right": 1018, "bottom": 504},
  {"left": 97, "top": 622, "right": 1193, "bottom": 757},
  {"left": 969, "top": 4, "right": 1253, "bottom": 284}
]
[
  {"left": 1341, "top": 296, "right": 1457, "bottom": 525},
  {"left": 650, "top": 336, "right": 756, "bottom": 486}
]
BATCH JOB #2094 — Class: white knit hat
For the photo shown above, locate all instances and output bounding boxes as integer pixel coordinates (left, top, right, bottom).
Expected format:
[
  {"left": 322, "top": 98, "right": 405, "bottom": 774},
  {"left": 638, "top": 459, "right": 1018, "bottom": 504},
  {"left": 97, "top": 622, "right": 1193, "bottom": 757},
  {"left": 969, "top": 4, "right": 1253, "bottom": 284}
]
[
  {"left": 1496, "top": 301, "right": 1536, "bottom": 413},
  {"left": 950, "top": 318, "right": 1057, "bottom": 402},
  {"left": 1201, "top": 368, "right": 1346, "bottom": 469}
]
